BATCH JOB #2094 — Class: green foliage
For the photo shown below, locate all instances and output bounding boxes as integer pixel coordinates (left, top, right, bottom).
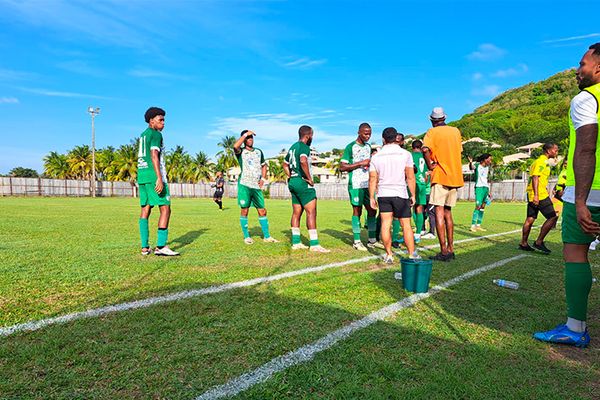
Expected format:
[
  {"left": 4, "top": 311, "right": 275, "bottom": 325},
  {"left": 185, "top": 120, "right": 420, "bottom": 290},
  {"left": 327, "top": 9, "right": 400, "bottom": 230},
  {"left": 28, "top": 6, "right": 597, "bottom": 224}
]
[
  {"left": 313, "top": 175, "right": 321, "bottom": 184},
  {"left": 9, "top": 167, "right": 39, "bottom": 178},
  {"left": 450, "top": 69, "right": 578, "bottom": 147}
]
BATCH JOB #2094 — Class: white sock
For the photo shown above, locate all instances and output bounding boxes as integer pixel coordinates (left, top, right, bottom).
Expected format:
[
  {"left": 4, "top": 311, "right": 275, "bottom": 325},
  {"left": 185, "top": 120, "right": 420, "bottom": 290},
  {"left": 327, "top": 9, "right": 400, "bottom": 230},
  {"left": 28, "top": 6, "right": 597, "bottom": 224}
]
[
  {"left": 292, "top": 227, "right": 301, "bottom": 236},
  {"left": 308, "top": 229, "right": 318, "bottom": 242},
  {"left": 566, "top": 317, "right": 586, "bottom": 333}
]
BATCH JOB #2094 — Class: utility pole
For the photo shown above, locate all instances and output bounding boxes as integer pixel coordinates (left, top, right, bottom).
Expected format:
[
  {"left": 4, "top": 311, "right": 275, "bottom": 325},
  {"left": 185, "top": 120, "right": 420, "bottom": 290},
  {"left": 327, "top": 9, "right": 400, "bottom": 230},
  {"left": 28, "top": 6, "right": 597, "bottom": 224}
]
[{"left": 87, "top": 107, "right": 100, "bottom": 197}]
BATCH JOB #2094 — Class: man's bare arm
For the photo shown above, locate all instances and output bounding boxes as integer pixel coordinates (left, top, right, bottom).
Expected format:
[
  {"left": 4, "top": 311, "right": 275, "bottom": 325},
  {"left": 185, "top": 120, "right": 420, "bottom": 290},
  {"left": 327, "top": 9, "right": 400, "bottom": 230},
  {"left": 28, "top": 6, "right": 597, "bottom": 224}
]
[
  {"left": 151, "top": 149, "right": 163, "bottom": 193},
  {"left": 574, "top": 123, "right": 600, "bottom": 234},
  {"left": 300, "top": 157, "right": 313, "bottom": 185}
]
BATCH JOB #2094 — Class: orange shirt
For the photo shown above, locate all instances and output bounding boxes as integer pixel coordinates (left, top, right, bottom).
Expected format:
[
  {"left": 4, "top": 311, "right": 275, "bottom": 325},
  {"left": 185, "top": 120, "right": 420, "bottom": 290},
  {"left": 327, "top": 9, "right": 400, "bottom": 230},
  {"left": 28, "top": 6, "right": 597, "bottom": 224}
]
[{"left": 423, "top": 125, "right": 464, "bottom": 188}]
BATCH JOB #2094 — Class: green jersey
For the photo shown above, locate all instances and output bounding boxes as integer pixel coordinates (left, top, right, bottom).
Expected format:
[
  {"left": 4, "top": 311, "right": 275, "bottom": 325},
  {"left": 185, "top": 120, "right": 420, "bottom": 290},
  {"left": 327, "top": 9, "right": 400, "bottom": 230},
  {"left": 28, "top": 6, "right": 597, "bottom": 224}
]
[
  {"left": 137, "top": 128, "right": 166, "bottom": 184},
  {"left": 341, "top": 140, "right": 371, "bottom": 189},
  {"left": 285, "top": 141, "right": 311, "bottom": 179},
  {"left": 412, "top": 152, "right": 428, "bottom": 186},
  {"left": 235, "top": 147, "right": 265, "bottom": 189}
]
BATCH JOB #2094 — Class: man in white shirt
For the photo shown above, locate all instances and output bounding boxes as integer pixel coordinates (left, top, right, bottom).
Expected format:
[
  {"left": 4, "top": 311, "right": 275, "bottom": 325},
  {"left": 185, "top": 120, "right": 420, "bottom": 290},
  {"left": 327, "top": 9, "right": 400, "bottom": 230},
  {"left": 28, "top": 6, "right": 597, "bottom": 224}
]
[
  {"left": 369, "top": 127, "right": 419, "bottom": 263},
  {"left": 534, "top": 43, "right": 600, "bottom": 348}
]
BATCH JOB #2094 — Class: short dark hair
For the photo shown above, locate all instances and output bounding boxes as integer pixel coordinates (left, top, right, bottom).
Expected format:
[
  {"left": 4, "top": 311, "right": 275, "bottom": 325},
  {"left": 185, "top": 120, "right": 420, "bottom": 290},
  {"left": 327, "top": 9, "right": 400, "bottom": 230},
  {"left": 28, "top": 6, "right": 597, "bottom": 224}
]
[
  {"left": 382, "top": 127, "right": 398, "bottom": 144},
  {"left": 240, "top": 129, "right": 253, "bottom": 137},
  {"left": 298, "top": 125, "right": 313, "bottom": 138},
  {"left": 358, "top": 122, "right": 371, "bottom": 131},
  {"left": 412, "top": 139, "right": 423, "bottom": 149},
  {"left": 589, "top": 42, "right": 600, "bottom": 57},
  {"left": 144, "top": 107, "right": 165, "bottom": 123},
  {"left": 477, "top": 153, "right": 492, "bottom": 163},
  {"left": 543, "top": 143, "right": 557, "bottom": 153}
]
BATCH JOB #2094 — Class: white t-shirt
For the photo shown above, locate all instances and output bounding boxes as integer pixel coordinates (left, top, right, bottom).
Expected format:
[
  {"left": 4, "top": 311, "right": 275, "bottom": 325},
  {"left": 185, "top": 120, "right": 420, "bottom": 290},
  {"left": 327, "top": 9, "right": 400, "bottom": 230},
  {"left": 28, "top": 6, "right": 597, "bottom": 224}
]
[
  {"left": 562, "top": 91, "right": 600, "bottom": 206},
  {"left": 369, "top": 144, "right": 414, "bottom": 198},
  {"left": 475, "top": 163, "right": 489, "bottom": 188}
]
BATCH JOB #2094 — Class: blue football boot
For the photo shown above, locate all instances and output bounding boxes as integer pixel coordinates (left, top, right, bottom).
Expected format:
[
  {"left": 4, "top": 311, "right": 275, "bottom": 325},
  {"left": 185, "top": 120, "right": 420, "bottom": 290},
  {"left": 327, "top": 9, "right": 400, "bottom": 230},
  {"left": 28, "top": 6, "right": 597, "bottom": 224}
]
[{"left": 533, "top": 324, "right": 591, "bottom": 348}]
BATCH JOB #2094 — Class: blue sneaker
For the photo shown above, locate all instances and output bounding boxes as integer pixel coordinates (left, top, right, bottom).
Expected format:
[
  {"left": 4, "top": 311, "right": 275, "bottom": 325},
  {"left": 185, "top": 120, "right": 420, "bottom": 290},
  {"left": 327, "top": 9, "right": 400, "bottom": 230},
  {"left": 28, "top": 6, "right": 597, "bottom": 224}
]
[{"left": 533, "top": 324, "right": 591, "bottom": 348}]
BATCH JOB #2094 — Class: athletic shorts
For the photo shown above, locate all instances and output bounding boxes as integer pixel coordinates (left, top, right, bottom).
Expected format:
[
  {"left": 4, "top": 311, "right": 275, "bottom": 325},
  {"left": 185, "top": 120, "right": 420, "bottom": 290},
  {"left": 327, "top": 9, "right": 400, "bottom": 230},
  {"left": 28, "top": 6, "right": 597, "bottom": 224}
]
[
  {"left": 475, "top": 186, "right": 489, "bottom": 207},
  {"left": 213, "top": 189, "right": 224, "bottom": 199},
  {"left": 139, "top": 182, "right": 171, "bottom": 207},
  {"left": 526, "top": 196, "right": 556, "bottom": 220},
  {"left": 414, "top": 184, "right": 428, "bottom": 206},
  {"left": 288, "top": 177, "right": 317, "bottom": 206},
  {"left": 562, "top": 202, "right": 600, "bottom": 244},
  {"left": 378, "top": 196, "right": 411, "bottom": 218},
  {"left": 348, "top": 187, "right": 370, "bottom": 207},
  {"left": 430, "top": 184, "right": 458, "bottom": 208},
  {"left": 237, "top": 183, "right": 265, "bottom": 209}
]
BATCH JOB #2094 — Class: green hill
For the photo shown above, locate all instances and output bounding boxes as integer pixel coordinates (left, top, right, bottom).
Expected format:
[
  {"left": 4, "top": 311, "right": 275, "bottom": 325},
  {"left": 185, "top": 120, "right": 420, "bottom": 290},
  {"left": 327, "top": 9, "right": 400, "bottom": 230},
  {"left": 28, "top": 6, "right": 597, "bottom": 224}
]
[{"left": 450, "top": 69, "right": 579, "bottom": 147}]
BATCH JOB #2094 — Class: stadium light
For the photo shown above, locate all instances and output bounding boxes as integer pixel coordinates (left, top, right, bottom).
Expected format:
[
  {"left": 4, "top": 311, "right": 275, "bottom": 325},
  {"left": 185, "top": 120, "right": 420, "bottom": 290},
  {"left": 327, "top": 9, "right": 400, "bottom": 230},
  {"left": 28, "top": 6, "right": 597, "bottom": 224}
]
[{"left": 87, "top": 106, "right": 101, "bottom": 197}]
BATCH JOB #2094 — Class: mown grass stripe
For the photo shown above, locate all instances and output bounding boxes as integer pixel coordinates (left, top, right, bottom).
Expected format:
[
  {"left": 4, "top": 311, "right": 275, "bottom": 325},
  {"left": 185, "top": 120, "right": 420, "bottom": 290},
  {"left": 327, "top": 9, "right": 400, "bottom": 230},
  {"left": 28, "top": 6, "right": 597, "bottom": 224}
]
[
  {"left": 0, "top": 229, "right": 522, "bottom": 338},
  {"left": 195, "top": 254, "right": 528, "bottom": 400}
]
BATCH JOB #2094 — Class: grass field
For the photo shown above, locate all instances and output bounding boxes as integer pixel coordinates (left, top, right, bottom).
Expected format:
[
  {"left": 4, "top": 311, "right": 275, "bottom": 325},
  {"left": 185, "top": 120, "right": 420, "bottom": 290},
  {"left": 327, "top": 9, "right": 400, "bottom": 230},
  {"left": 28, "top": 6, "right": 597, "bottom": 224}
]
[{"left": 0, "top": 197, "right": 598, "bottom": 399}]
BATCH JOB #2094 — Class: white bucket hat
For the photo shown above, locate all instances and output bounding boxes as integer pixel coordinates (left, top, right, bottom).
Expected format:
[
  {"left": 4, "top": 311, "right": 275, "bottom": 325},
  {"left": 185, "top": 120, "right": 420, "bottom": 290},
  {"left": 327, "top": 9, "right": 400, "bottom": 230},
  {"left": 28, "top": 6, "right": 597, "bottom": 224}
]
[{"left": 429, "top": 107, "right": 447, "bottom": 120}]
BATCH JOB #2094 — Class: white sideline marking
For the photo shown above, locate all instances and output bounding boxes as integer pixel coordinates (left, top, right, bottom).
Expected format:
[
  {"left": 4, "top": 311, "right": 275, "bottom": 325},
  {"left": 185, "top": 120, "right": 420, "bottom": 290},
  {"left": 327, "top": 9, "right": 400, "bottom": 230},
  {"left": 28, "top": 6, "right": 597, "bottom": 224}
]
[
  {"left": 194, "top": 254, "right": 527, "bottom": 400},
  {"left": 0, "top": 228, "right": 521, "bottom": 338}
]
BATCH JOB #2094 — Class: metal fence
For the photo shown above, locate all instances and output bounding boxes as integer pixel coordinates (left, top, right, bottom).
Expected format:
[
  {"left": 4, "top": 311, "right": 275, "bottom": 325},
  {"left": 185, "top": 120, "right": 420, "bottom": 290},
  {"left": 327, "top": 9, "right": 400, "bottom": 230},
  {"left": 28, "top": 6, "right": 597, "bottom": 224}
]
[{"left": 1, "top": 177, "right": 552, "bottom": 201}]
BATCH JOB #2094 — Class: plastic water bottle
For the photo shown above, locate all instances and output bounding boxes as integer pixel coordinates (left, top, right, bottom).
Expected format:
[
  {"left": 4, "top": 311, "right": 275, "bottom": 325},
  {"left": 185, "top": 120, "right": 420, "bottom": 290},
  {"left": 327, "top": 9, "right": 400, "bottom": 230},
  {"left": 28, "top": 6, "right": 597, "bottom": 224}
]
[
  {"left": 485, "top": 196, "right": 492, "bottom": 206},
  {"left": 493, "top": 279, "right": 519, "bottom": 290},
  {"left": 394, "top": 272, "right": 402, "bottom": 280}
]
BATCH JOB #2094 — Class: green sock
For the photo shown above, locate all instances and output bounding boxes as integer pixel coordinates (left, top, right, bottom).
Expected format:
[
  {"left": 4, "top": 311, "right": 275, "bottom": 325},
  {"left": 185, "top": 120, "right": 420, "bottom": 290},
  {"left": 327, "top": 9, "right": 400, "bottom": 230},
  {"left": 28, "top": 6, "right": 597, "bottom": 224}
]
[
  {"left": 240, "top": 216, "right": 250, "bottom": 239},
  {"left": 292, "top": 227, "right": 301, "bottom": 245},
  {"left": 367, "top": 216, "right": 377, "bottom": 240},
  {"left": 414, "top": 212, "right": 424, "bottom": 234},
  {"left": 157, "top": 228, "right": 168, "bottom": 247},
  {"left": 392, "top": 219, "right": 400, "bottom": 242},
  {"left": 565, "top": 262, "right": 593, "bottom": 321},
  {"left": 471, "top": 209, "right": 478, "bottom": 225},
  {"left": 351, "top": 215, "right": 361, "bottom": 242},
  {"left": 478, "top": 209, "right": 485, "bottom": 225},
  {"left": 258, "top": 216, "right": 270, "bottom": 238},
  {"left": 139, "top": 218, "right": 149, "bottom": 248}
]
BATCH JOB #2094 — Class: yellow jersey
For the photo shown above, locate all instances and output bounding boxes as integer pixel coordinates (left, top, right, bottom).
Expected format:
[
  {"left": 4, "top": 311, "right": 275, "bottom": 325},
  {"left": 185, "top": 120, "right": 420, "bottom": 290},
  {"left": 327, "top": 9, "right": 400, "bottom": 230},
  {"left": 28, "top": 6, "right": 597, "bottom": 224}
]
[{"left": 526, "top": 154, "right": 551, "bottom": 201}]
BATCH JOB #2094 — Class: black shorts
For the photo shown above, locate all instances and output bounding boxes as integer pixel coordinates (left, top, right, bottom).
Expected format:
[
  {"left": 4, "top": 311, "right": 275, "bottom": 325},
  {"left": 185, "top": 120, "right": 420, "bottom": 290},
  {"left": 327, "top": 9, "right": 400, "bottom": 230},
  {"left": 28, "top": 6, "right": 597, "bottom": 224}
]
[
  {"left": 214, "top": 189, "right": 224, "bottom": 199},
  {"left": 378, "top": 197, "right": 411, "bottom": 218},
  {"left": 527, "top": 197, "right": 556, "bottom": 219}
]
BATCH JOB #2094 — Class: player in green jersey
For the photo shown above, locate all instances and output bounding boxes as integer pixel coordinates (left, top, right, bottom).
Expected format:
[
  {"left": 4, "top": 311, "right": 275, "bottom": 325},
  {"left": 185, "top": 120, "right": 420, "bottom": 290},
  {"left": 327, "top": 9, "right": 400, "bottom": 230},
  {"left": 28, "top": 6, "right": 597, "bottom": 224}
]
[
  {"left": 340, "top": 123, "right": 377, "bottom": 251},
  {"left": 469, "top": 153, "right": 493, "bottom": 232},
  {"left": 283, "top": 125, "right": 330, "bottom": 253},
  {"left": 136, "top": 107, "right": 179, "bottom": 256},
  {"left": 233, "top": 130, "right": 278, "bottom": 244},
  {"left": 411, "top": 140, "right": 428, "bottom": 243}
]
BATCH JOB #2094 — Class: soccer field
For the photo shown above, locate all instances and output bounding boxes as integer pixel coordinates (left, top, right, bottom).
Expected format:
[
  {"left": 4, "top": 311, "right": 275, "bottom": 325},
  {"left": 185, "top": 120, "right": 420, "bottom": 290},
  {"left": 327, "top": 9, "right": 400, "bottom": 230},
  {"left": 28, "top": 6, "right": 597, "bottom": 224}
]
[{"left": 0, "top": 197, "right": 598, "bottom": 399}]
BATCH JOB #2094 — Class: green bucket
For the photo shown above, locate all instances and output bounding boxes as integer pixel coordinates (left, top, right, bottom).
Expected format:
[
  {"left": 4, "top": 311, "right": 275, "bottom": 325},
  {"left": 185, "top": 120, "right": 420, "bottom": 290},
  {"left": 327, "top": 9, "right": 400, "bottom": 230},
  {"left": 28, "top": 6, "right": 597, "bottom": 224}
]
[{"left": 400, "top": 258, "right": 433, "bottom": 293}]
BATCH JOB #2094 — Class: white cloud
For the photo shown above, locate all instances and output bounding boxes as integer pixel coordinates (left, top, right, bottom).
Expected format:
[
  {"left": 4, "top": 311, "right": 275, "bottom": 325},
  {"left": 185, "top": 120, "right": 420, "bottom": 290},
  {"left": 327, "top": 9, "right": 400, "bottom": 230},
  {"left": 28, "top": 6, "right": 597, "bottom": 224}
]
[
  {"left": 472, "top": 72, "right": 483, "bottom": 81},
  {"left": 492, "top": 63, "right": 528, "bottom": 78},
  {"left": 57, "top": 60, "right": 105, "bottom": 77},
  {"left": 282, "top": 57, "right": 327, "bottom": 70},
  {"left": 208, "top": 113, "right": 354, "bottom": 158},
  {"left": 0, "top": 97, "right": 19, "bottom": 104},
  {"left": 467, "top": 44, "right": 507, "bottom": 61},
  {"left": 128, "top": 68, "right": 190, "bottom": 80},
  {"left": 0, "top": 68, "right": 36, "bottom": 81},
  {"left": 472, "top": 85, "right": 501, "bottom": 97},
  {"left": 543, "top": 33, "right": 600, "bottom": 44},
  {"left": 20, "top": 87, "right": 110, "bottom": 99}
]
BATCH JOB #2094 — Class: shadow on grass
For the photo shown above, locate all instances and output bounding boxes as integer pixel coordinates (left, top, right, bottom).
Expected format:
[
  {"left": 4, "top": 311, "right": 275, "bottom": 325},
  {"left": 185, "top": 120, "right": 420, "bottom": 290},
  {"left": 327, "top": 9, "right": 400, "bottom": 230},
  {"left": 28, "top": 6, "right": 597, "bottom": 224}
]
[
  {"left": 170, "top": 229, "right": 209, "bottom": 249},
  {"left": 1, "top": 277, "right": 596, "bottom": 400}
]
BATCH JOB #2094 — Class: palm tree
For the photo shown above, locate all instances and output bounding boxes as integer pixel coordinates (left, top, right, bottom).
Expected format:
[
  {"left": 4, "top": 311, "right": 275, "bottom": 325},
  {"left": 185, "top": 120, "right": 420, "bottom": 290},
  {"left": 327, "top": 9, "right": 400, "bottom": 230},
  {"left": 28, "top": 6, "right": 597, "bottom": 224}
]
[
  {"left": 268, "top": 157, "right": 288, "bottom": 182},
  {"left": 96, "top": 146, "right": 118, "bottom": 181},
  {"left": 216, "top": 135, "right": 237, "bottom": 172},
  {"left": 165, "top": 145, "right": 188, "bottom": 183},
  {"left": 188, "top": 151, "right": 214, "bottom": 183},
  {"left": 43, "top": 151, "right": 70, "bottom": 179},
  {"left": 114, "top": 142, "right": 138, "bottom": 182},
  {"left": 67, "top": 145, "right": 92, "bottom": 180},
  {"left": 325, "top": 156, "right": 343, "bottom": 179}
]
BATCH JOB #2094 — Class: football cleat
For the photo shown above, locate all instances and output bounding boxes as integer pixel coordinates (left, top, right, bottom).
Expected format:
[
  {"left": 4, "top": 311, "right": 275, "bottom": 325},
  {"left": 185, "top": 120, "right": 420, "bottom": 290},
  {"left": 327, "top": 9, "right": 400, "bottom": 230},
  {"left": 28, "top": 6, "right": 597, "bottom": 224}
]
[
  {"left": 367, "top": 241, "right": 385, "bottom": 249},
  {"left": 244, "top": 237, "right": 254, "bottom": 245},
  {"left": 263, "top": 237, "right": 279, "bottom": 243},
  {"left": 382, "top": 254, "right": 394, "bottom": 264},
  {"left": 291, "top": 243, "right": 309, "bottom": 250},
  {"left": 154, "top": 246, "right": 180, "bottom": 256},
  {"left": 533, "top": 324, "right": 590, "bottom": 348},
  {"left": 310, "top": 245, "right": 331, "bottom": 253},
  {"left": 141, "top": 248, "right": 152, "bottom": 256},
  {"left": 353, "top": 242, "right": 368, "bottom": 251}
]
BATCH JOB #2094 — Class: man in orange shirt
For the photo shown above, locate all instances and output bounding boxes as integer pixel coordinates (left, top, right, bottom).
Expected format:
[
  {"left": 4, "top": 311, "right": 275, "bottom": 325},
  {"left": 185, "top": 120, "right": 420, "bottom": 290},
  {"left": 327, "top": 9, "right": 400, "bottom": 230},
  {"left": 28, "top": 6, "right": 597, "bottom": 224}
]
[{"left": 422, "top": 107, "right": 464, "bottom": 262}]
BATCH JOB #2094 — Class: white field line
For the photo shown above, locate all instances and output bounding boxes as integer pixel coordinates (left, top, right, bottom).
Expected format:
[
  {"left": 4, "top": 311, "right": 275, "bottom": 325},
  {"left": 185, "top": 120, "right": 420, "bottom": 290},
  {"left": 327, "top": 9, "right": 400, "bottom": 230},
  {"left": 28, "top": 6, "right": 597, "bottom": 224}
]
[
  {"left": 194, "top": 254, "right": 527, "bottom": 400},
  {"left": 0, "top": 228, "right": 521, "bottom": 338}
]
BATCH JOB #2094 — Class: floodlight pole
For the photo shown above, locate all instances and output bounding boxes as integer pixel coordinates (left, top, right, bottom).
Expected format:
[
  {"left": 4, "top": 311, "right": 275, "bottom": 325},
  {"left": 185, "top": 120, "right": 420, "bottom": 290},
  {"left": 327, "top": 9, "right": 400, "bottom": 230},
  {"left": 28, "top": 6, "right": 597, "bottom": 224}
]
[{"left": 88, "top": 107, "right": 100, "bottom": 197}]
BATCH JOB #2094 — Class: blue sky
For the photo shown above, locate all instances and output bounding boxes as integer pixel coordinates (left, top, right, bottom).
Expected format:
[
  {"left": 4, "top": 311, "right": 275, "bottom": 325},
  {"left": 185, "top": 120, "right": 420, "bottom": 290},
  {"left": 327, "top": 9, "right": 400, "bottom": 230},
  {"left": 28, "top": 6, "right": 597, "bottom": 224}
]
[{"left": 0, "top": 0, "right": 598, "bottom": 174}]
